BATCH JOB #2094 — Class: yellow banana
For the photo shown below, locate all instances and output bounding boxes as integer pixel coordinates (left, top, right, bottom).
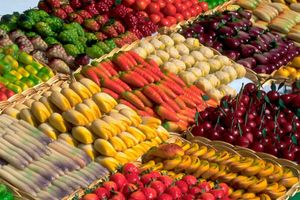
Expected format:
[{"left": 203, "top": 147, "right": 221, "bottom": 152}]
[
  {"left": 258, "top": 162, "right": 275, "bottom": 177},
  {"left": 62, "top": 109, "right": 89, "bottom": 126},
  {"left": 61, "top": 88, "right": 82, "bottom": 107},
  {"left": 241, "top": 192, "right": 256, "bottom": 199},
  {"left": 75, "top": 103, "right": 97, "bottom": 122},
  {"left": 212, "top": 151, "right": 230, "bottom": 163},
  {"left": 70, "top": 81, "right": 92, "bottom": 99},
  {"left": 139, "top": 142, "right": 152, "bottom": 152},
  {"left": 200, "top": 148, "right": 216, "bottom": 160},
  {"left": 163, "top": 156, "right": 182, "bottom": 170},
  {"left": 260, "top": 194, "right": 271, "bottom": 200},
  {"left": 78, "top": 144, "right": 98, "bottom": 160},
  {"left": 181, "top": 143, "right": 191, "bottom": 151},
  {"left": 72, "top": 126, "right": 95, "bottom": 144},
  {"left": 110, "top": 111, "right": 132, "bottom": 126},
  {"left": 109, "top": 136, "right": 128, "bottom": 151},
  {"left": 103, "top": 115, "right": 126, "bottom": 133},
  {"left": 280, "top": 177, "right": 299, "bottom": 188},
  {"left": 266, "top": 184, "right": 286, "bottom": 199},
  {"left": 131, "top": 145, "right": 145, "bottom": 156},
  {"left": 222, "top": 155, "right": 240, "bottom": 165},
  {"left": 174, "top": 173, "right": 185, "bottom": 180},
  {"left": 202, "top": 162, "right": 220, "bottom": 179},
  {"left": 267, "top": 165, "right": 283, "bottom": 183},
  {"left": 95, "top": 156, "right": 120, "bottom": 172},
  {"left": 92, "top": 93, "right": 117, "bottom": 113},
  {"left": 49, "top": 91, "right": 71, "bottom": 112},
  {"left": 137, "top": 124, "right": 157, "bottom": 139},
  {"left": 19, "top": 108, "right": 37, "bottom": 126},
  {"left": 211, "top": 164, "right": 227, "bottom": 180},
  {"left": 186, "top": 156, "right": 201, "bottom": 174},
  {"left": 120, "top": 108, "right": 142, "bottom": 126},
  {"left": 83, "top": 99, "right": 102, "bottom": 119},
  {"left": 282, "top": 168, "right": 295, "bottom": 179},
  {"left": 219, "top": 172, "right": 238, "bottom": 183},
  {"left": 124, "top": 148, "right": 139, "bottom": 160},
  {"left": 247, "top": 178, "right": 268, "bottom": 193},
  {"left": 94, "top": 139, "right": 117, "bottom": 157},
  {"left": 58, "top": 133, "right": 78, "bottom": 146},
  {"left": 242, "top": 159, "right": 265, "bottom": 176},
  {"left": 185, "top": 143, "right": 199, "bottom": 155},
  {"left": 79, "top": 78, "right": 101, "bottom": 94},
  {"left": 127, "top": 126, "right": 146, "bottom": 142},
  {"left": 156, "top": 126, "right": 169, "bottom": 141},
  {"left": 193, "top": 160, "right": 210, "bottom": 178},
  {"left": 38, "top": 123, "right": 58, "bottom": 140},
  {"left": 139, "top": 160, "right": 156, "bottom": 172},
  {"left": 133, "top": 144, "right": 148, "bottom": 154},
  {"left": 118, "top": 132, "right": 139, "bottom": 148},
  {"left": 191, "top": 145, "right": 208, "bottom": 157},
  {"left": 151, "top": 137, "right": 163, "bottom": 145},
  {"left": 39, "top": 96, "right": 58, "bottom": 114},
  {"left": 230, "top": 189, "right": 245, "bottom": 199},
  {"left": 173, "top": 138, "right": 183, "bottom": 147},
  {"left": 115, "top": 152, "right": 131, "bottom": 165},
  {"left": 31, "top": 101, "right": 51, "bottom": 123},
  {"left": 49, "top": 113, "right": 70, "bottom": 133},
  {"left": 232, "top": 175, "right": 257, "bottom": 189},
  {"left": 90, "top": 119, "right": 114, "bottom": 139},
  {"left": 152, "top": 162, "right": 163, "bottom": 171},
  {"left": 141, "top": 116, "right": 161, "bottom": 129},
  {"left": 230, "top": 157, "right": 254, "bottom": 173}
]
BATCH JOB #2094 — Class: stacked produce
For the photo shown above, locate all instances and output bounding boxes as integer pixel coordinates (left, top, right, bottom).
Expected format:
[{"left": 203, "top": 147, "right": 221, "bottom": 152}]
[
  {"left": 140, "top": 140, "right": 299, "bottom": 199},
  {"left": 0, "top": 114, "right": 109, "bottom": 199},
  {"left": 2, "top": 78, "right": 169, "bottom": 171},
  {"left": 236, "top": 0, "right": 300, "bottom": 44},
  {"left": 205, "top": 0, "right": 231, "bottom": 10},
  {"left": 0, "top": 184, "right": 14, "bottom": 200},
  {"left": 132, "top": 33, "right": 245, "bottom": 100},
  {"left": 192, "top": 82, "right": 300, "bottom": 163},
  {"left": 81, "top": 162, "right": 231, "bottom": 200},
  {"left": 0, "top": 44, "right": 54, "bottom": 98},
  {"left": 180, "top": 9, "right": 300, "bottom": 74},
  {"left": 80, "top": 49, "right": 218, "bottom": 132},
  {"left": 274, "top": 55, "right": 300, "bottom": 79},
  {"left": 38, "top": 0, "right": 157, "bottom": 46}
]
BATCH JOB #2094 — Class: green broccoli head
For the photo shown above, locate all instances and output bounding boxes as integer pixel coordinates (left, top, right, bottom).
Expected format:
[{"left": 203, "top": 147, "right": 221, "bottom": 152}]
[
  {"left": 64, "top": 44, "right": 80, "bottom": 57},
  {"left": 86, "top": 45, "right": 104, "bottom": 59}
]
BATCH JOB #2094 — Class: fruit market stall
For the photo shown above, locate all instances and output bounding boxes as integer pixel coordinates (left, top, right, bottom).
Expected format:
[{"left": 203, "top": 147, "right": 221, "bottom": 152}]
[{"left": 1, "top": 0, "right": 300, "bottom": 200}]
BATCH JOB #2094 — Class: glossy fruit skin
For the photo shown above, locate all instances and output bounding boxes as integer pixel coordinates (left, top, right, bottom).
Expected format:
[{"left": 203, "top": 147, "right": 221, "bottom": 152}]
[
  {"left": 150, "top": 14, "right": 161, "bottom": 24},
  {"left": 147, "top": 3, "right": 160, "bottom": 14},
  {"left": 163, "top": 4, "right": 177, "bottom": 16}
]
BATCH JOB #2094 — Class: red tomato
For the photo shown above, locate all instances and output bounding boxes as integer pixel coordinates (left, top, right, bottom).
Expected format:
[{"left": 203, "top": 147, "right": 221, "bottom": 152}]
[
  {"left": 219, "top": 183, "right": 230, "bottom": 196},
  {"left": 198, "top": 182, "right": 211, "bottom": 193},
  {"left": 122, "top": 0, "right": 135, "bottom": 6},
  {"left": 94, "top": 187, "right": 109, "bottom": 199},
  {"left": 82, "top": 194, "right": 99, "bottom": 200},
  {"left": 174, "top": 0, "right": 182, "bottom": 4},
  {"left": 182, "top": 10, "right": 191, "bottom": 20},
  {"left": 139, "top": 11, "right": 149, "bottom": 18},
  {"left": 211, "top": 189, "right": 225, "bottom": 199},
  {"left": 199, "top": 2, "right": 209, "bottom": 12},
  {"left": 157, "top": 0, "right": 166, "bottom": 8},
  {"left": 157, "top": 12, "right": 164, "bottom": 19},
  {"left": 150, "top": 14, "right": 161, "bottom": 23},
  {"left": 103, "top": 181, "right": 118, "bottom": 191},
  {"left": 135, "top": 0, "right": 149, "bottom": 10},
  {"left": 0, "top": 93, "right": 7, "bottom": 101},
  {"left": 191, "top": 0, "right": 198, "bottom": 5},
  {"left": 163, "top": 4, "right": 177, "bottom": 16},
  {"left": 184, "top": 0, "right": 192, "bottom": 8},
  {"left": 174, "top": 13, "right": 184, "bottom": 21},
  {"left": 156, "top": 193, "right": 173, "bottom": 200},
  {"left": 164, "top": 0, "right": 174, "bottom": 3},
  {"left": 142, "top": 187, "right": 158, "bottom": 200},
  {"left": 194, "top": 4, "right": 202, "bottom": 14},
  {"left": 167, "top": 16, "right": 177, "bottom": 25},
  {"left": 150, "top": 181, "right": 166, "bottom": 195},
  {"left": 120, "top": 183, "right": 138, "bottom": 198},
  {"left": 110, "top": 192, "right": 126, "bottom": 200},
  {"left": 110, "top": 173, "right": 127, "bottom": 190},
  {"left": 160, "top": 18, "right": 171, "bottom": 26},
  {"left": 190, "top": 8, "right": 197, "bottom": 16},
  {"left": 147, "top": 2, "right": 161, "bottom": 13},
  {"left": 200, "top": 193, "right": 215, "bottom": 200}
]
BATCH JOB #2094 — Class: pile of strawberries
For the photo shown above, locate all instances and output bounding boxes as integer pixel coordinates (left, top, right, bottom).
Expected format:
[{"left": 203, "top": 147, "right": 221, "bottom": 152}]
[
  {"left": 39, "top": 0, "right": 158, "bottom": 47},
  {"left": 81, "top": 163, "right": 230, "bottom": 200}
]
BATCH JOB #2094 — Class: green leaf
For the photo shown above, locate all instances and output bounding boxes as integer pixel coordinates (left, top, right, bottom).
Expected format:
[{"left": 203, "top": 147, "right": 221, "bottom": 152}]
[
  {"left": 296, "top": 80, "right": 300, "bottom": 89},
  {"left": 293, "top": 121, "right": 297, "bottom": 132},
  {"left": 278, "top": 99, "right": 286, "bottom": 109},
  {"left": 238, "top": 123, "right": 243, "bottom": 136},
  {"left": 195, "top": 111, "right": 199, "bottom": 126},
  {"left": 271, "top": 82, "right": 276, "bottom": 91},
  {"left": 262, "top": 128, "right": 267, "bottom": 138},
  {"left": 222, "top": 100, "right": 229, "bottom": 109},
  {"left": 296, "top": 109, "right": 300, "bottom": 119},
  {"left": 115, "top": 0, "right": 122, "bottom": 5},
  {"left": 202, "top": 95, "right": 210, "bottom": 101},
  {"left": 257, "top": 90, "right": 262, "bottom": 99},
  {"left": 278, "top": 81, "right": 285, "bottom": 91},
  {"left": 264, "top": 95, "right": 270, "bottom": 104},
  {"left": 291, "top": 134, "right": 298, "bottom": 145}
]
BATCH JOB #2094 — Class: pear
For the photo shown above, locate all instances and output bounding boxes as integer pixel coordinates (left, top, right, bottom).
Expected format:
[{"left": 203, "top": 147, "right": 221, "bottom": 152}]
[
  {"left": 162, "top": 62, "right": 179, "bottom": 74},
  {"left": 139, "top": 41, "right": 155, "bottom": 54},
  {"left": 159, "top": 35, "right": 175, "bottom": 46},
  {"left": 156, "top": 50, "right": 170, "bottom": 62}
]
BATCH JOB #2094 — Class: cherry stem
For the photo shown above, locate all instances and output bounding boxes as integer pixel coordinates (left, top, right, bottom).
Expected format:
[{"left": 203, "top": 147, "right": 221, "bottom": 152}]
[
  {"left": 235, "top": 83, "right": 245, "bottom": 111},
  {"left": 238, "top": 123, "right": 243, "bottom": 137},
  {"left": 214, "top": 116, "right": 220, "bottom": 130},
  {"left": 274, "top": 110, "right": 280, "bottom": 134}
]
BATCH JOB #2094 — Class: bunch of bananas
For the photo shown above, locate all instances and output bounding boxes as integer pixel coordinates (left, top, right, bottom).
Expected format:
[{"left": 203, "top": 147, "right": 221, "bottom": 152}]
[{"left": 140, "top": 139, "right": 299, "bottom": 200}]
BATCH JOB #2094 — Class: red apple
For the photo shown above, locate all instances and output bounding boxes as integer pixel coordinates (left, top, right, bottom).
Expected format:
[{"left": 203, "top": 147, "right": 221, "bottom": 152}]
[
  {"left": 150, "top": 14, "right": 161, "bottom": 24},
  {"left": 174, "top": 13, "right": 184, "bottom": 22},
  {"left": 147, "top": 2, "right": 161, "bottom": 14},
  {"left": 163, "top": 4, "right": 177, "bottom": 16}
]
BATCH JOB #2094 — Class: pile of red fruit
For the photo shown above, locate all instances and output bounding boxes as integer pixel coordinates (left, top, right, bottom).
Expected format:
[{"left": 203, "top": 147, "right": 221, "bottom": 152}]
[
  {"left": 0, "top": 83, "right": 15, "bottom": 101},
  {"left": 80, "top": 163, "right": 230, "bottom": 200},
  {"left": 39, "top": 0, "right": 158, "bottom": 46},
  {"left": 123, "top": 0, "right": 209, "bottom": 27},
  {"left": 192, "top": 82, "right": 300, "bottom": 163}
]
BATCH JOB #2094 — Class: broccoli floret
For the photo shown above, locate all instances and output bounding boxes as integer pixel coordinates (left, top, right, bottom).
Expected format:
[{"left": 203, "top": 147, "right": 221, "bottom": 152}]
[
  {"left": 64, "top": 44, "right": 80, "bottom": 57},
  {"left": 64, "top": 22, "right": 85, "bottom": 37},
  {"left": 44, "top": 37, "right": 60, "bottom": 45},
  {"left": 43, "top": 16, "right": 63, "bottom": 32},
  {"left": 86, "top": 45, "right": 104, "bottom": 59}
]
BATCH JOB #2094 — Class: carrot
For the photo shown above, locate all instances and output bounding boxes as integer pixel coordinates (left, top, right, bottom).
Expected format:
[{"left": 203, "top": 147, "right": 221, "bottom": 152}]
[
  {"left": 177, "top": 113, "right": 193, "bottom": 123},
  {"left": 90, "top": 67, "right": 109, "bottom": 79},
  {"left": 123, "top": 51, "right": 138, "bottom": 66},
  {"left": 128, "top": 51, "right": 148, "bottom": 65},
  {"left": 161, "top": 102, "right": 176, "bottom": 112},
  {"left": 163, "top": 121, "right": 180, "bottom": 132},
  {"left": 120, "top": 71, "right": 146, "bottom": 88},
  {"left": 137, "top": 110, "right": 151, "bottom": 117},
  {"left": 149, "top": 84, "right": 170, "bottom": 102},
  {"left": 134, "top": 66, "right": 155, "bottom": 83},
  {"left": 102, "top": 78, "right": 125, "bottom": 94},
  {"left": 183, "top": 92, "right": 202, "bottom": 105},
  {"left": 156, "top": 105, "right": 180, "bottom": 122},
  {"left": 165, "top": 99, "right": 181, "bottom": 112},
  {"left": 143, "top": 67, "right": 161, "bottom": 82},
  {"left": 197, "top": 103, "right": 206, "bottom": 112},
  {"left": 144, "top": 60, "right": 164, "bottom": 78},
  {"left": 112, "top": 77, "right": 132, "bottom": 91},
  {"left": 122, "top": 92, "right": 145, "bottom": 110},
  {"left": 189, "top": 85, "right": 205, "bottom": 95},
  {"left": 120, "top": 99, "right": 137, "bottom": 110},
  {"left": 165, "top": 72, "right": 186, "bottom": 87},
  {"left": 112, "top": 54, "right": 131, "bottom": 71},
  {"left": 143, "top": 86, "right": 164, "bottom": 104},
  {"left": 144, "top": 107, "right": 155, "bottom": 116},
  {"left": 133, "top": 90, "right": 153, "bottom": 107},
  {"left": 175, "top": 97, "right": 187, "bottom": 109},
  {"left": 179, "top": 109, "right": 196, "bottom": 119},
  {"left": 83, "top": 68, "right": 100, "bottom": 85},
  {"left": 177, "top": 119, "right": 189, "bottom": 131},
  {"left": 102, "top": 88, "right": 120, "bottom": 99},
  {"left": 158, "top": 84, "right": 177, "bottom": 99},
  {"left": 146, "top": 58, "right": 160, "bottom": 69},
  {"left": 179, "top": 95, "right": 197, "bottom": 108},
  {"left": 101, "top": 61, "right": 118, "bottom": 76},
  {"left": 161, "top": 80, "right": 184, "bottom": 95},
  {"left": 206, "top": 99, "right": 218, "bottom": 108},
  {"left": 96, "top": 64, "right": 112, "bottom": 77}
]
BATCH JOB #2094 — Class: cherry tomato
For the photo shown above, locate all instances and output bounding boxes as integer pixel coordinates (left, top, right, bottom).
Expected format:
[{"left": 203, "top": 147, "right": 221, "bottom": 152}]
[
  {"left": 194, "top": 4, "right": 202, "bottom": 14},
  {"left": 175, "top": 3, "right": 185, "bottom": 13},
  {"left": 199, "top": 2, "right": 209, "bottom": 12},
  {"left": 174, "top": 13, "right": 184, "bottom": 22},
  {"left": 150, "top": 14, "right": 161, "bottom": 24},
  {"left": 165, "top": 0, "right": 174, "bottom": 3},
  {"left": 174, "top": 0, "right": 182, "bottom": 4},
  {"left": 167, "top": 16, "right": 177, "bottom": 25},
  {"left": 160, "top": 18, "right": 171, "bottom": 26},
  {"left": 190, "top": 8, "right": 197, "bottom": 16},
  {"left": 184, "top": 0, "right": 192, "bottom": 8},
  {"left": 157, "top": 12, "right": 164, "bottom": 19},
  {"left": 135, "top": 0, "right": 149, "bottom": 10},
  {"left": 147, "top": 2, "right": 161, "bottom": 14},
  {"left": 191, "top": 0, "right": 198, "bottom": 5},
  {"left": 163, "top": 4, "right": 177, "bottom": 16},
  {"left": 182, "top": 10, "right": 191, "bottom": 20},
  {"left": 157, "top": 0, "right": 166, "bottom": 8}
]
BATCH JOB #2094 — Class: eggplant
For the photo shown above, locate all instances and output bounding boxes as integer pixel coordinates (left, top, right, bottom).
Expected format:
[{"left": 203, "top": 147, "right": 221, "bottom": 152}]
[
  {"left": 263, "top": 52, "right": 278, "bottom": 63},
  {"left": 223, "top": 37, "right": 241, "bottom": 50},
  {"left": 223, "top": 50, "right": 240, "bottom": 60},
  {"left": 238, "top": 31, "right": 250, "bottom": 43},
  {"left": 240, "top": 44, "right": 256, "bottom": 57},
  {"left": 218, "top": 26, "right": 235, "bottom": 37},
  {"left": 237, "top": 59, "right": 253, "bottom": 69},
  {"left": 254, "top": 65, "right": 268, "bottom": 74},
  {"left": 253, "top": 53, "right": 268, "bottom": 65},
  {"left": 209, "top": 19, "right": 220, "bottom": 30},
  {"left": 238, "top": 57, "right": 256, "bottom": 69},
  {"left": 249, "top": 27, "right": 264, "bottom": 38},
  {"left": 192, "top": 24, "right": 204, "bottom": 34},
  {"left": 238, "top": 9, "right": 252, "bottom": 19},
  {"left": 211, "top": 41, "right": 223, "bottom": 52}
]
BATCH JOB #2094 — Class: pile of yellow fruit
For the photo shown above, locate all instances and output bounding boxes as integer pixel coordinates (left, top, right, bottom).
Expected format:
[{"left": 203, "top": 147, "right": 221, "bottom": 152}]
[{"left": 274, "top": 56, "right": 300, "bottom": 79}]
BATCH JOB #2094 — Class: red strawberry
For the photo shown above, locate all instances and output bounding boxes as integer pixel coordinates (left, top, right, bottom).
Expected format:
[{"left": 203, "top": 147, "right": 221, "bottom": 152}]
[
  {"left": 150, "top": 171, "right": 160, "bottom": 179},
  {"left": 123, "top": 163, "right": 139, "bottom": 175},
  {"left": 103, "top": 25, "right": 118, "bottom": 38},
  {"left": 124, "top": 13, "right": 139, "bottom": 28},
  {"left": 129, "top": 191, "right": 147, "bottom": 200},
  {"left": 141, "top": 174, "right": 154, "bottom": 185},
  {"left": 77, "top": 10, "right": 92, "bottom": 19},
  {"left": 188, "top": 187, "right": 201, "bottom": 195},
  {"left": 102, "top": 0, "right": 114, "bottom": 7},
  {"left": 150, "top": 181, "right": 166, "bottom": 195},
  {"left": 110, "top": 191, "right": 126, "bottom": 200},
  {"left": 120, "top": 183, "right": 138, "bottom": 197},
  {"left": 61, "top": 4, "right": 74, "bottom": 14},
  {"left": 126, "top": 173, "right": 140, "bottom": 184},
  {"left": 175, "top": 180, "right": 188, "bottom": 193},
  {"left": 142, "top": 187, "right": 157, "bottom": 200},
  {"left": 84, "top": 19, "right": 100, "bottom": 31},
  {"left": 129, "top": 28, "right": 143, "bottom": 39},
  {"left": 158, "top": 176, "right": 173, "bottom": 188},
  {"left": 165, "top": 186, "right": 182, "bottom": 199},
  {"left": 182, "top": 175, "right": 197, "bottom": 186},
  {"left": 182, "top": 194, "right": 195, "bottom": 200},
  {"left": 38, "top": 1, "right": 51, "bottom": 13},
  {"left": 95, "top": 32, "right": 107, "bottom": 41},
  {"left": 70, "top": 0, "right": 82, "bottom": 9},
  {"left": 156, "top": 193, "right": 173, "bottom": 200},
  {"left": 53, "top": 8, "right": 67, "bottom": 19},
  {"left": 103, "top": 181, "right": 118, "bottom": 191},
  {"left": 85, "top": 4, "right": 99, "bottom": 16},
  {"left": 96, "top": 2, "right": 110, "bottom": 14},
  {"left": 111, "top": 5, "right": 130, "bottom": 19},
  {"left": 46, "top": 0, "right": 60, "bottom": 8},
  {"left": 68, "top": 13, "right": 84, "bottom": 24},
  {"left": 113, "top": 21, "right": 125, "bottom": 34},
  {"left": 110, "top": 173, "right": 127, "bottom": 189},
  {"left": 95, "top": 14, "right": 109, "bottom": 26},
  {"left": 81, "top": 0, "right": 95, "bottom": 5},
  {"left": 198, "top": 181, "right": 211, "bottom": 193},
  {"left": 94, "top": 187, "right": 110, "bottom": 199}
]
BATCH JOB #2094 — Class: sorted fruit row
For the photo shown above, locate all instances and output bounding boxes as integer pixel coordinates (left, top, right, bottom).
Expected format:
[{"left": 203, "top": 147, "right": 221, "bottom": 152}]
[
  {"left": 79, "top": 49, "right": 218, "bottom": 132},
  {"left": 273, "top": 55, "right": 300, "bottom": 80},
  {"left": 80, "top": 162, "right": 231, "bottom": 200},
  {"left": 132, "top": 33, "right": 245, "bottom": 101},
  {"left": 236, "top": 0, "right": 300, "bottom": 44},
  {"left": 0, "top": 44, "right": 54, "bottom": 98},
  {"left": 0, "top": 114, "right": 109, "bottom": 200},
  {"left": 2, "top": 77, "right": 169, "bottom": 171},
  {"left": 179, "top": 8, "right": 300, "bottom": 75},
  {"left": 38, "top": 0, "right": 158, "bottom": 46},
  {"left": 191, "top": 82, "right": 300, "bottom": 163},
  {"left": 140, "top": 139, "right": 300, "bottom": 199}
]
